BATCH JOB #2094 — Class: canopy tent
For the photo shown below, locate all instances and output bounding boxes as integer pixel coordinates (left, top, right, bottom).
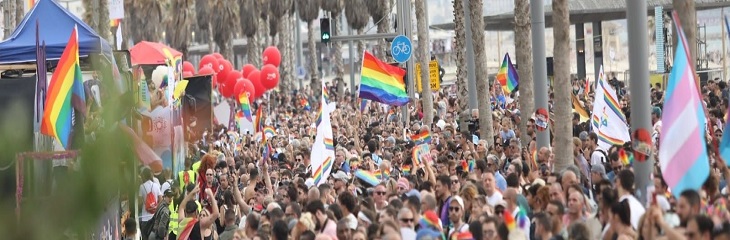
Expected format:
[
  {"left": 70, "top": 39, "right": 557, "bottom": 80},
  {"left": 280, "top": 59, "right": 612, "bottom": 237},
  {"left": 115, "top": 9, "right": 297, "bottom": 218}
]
[
  {"left": 130, "top": 41, "right": 183, "bottom": 65},
  {"left": 0, "top": 0, "right": 114, "bottom": 64}
]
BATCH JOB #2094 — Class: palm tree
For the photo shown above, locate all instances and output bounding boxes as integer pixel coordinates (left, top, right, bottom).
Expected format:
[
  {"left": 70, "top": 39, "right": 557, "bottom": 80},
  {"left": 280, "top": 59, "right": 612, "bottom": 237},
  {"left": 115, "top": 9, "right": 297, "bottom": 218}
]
[
  {"left": 271, "top": 0, "right": 293, "bottom": 90},
  {"left": 211, "top": 0, "right": 239, "bottom": 60},
  {"left": 240, "top": 0, "right": 260, "bottom": 66},
  {"left": 296, "top": 0, "right": 321, "bottom": 93},
  {"left": 469, "top": 0, "right": 493, "bottom": 146},
  {"left": 126, "top": 0, "right": 163, "bottom": 42},
  {"left": 14, "top": 0, "right": 22, "bottom": 29},
  {"left": 345, "top": 0, "right": 369, "bottom": 72},
  {"left": 414, "top": 0, "right": 433, "bottom": 125},
  {"left": 194, "top": 0, "right": 214, "bottom": 53},
  {"left": 673, "top": 0, "right": 696, "bottom": 69},
  {"left": 259, "top": 0, "right": 271, "bottom": 47},
  {"left": 2, "top": 0, "right": 16, "bottom": 39},
  {"left": 365, "top": 0, "right": 393, "bottom": 60},
  {"left": 453, "top": 0, "right": 468, "bottom": 110},
  {"left": 321, "top": 0, "right": 344, "bottom": 95},
  {"left": 514, "top": 0, "right": 533, "bottom": 147},
  {"left": 552, "top": 0, "right": 572, "bottom": 173},
  {"left": 167, "top": 0, "right": 194, "bottom": 57}
]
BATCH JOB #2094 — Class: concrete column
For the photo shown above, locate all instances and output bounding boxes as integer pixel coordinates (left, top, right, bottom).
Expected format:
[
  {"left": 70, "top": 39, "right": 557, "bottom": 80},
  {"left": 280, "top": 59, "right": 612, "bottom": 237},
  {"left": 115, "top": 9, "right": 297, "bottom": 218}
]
[
  {"left": 593, "top": 22, "right": 603, "bottom": 81},
  {"left": 530, "top": 0, "right": 550, "bottom": 148},
  {"left": 576, "top": 23, "right": 586, "bottom": 79}
]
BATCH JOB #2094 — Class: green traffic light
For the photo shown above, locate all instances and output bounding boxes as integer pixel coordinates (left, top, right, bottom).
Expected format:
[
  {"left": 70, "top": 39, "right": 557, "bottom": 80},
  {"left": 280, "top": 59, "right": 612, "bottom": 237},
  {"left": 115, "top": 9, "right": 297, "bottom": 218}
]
[{"left": 322, "top": 33, "right": 330, "bottom": 40}]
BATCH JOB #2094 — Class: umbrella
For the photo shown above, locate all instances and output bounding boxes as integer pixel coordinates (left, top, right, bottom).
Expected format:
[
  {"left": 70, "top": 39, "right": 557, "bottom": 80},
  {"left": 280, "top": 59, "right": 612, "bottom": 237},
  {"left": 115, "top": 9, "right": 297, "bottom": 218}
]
[{"left": 130, "top": 41, "right": 182, "bottom": 65}]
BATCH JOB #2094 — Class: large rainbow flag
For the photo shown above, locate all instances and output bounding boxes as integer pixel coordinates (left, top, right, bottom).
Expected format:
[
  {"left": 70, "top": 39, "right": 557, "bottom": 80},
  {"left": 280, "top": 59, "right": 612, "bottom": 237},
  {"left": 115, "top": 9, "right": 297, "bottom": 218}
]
[
  {"left": 590, "top": 65, "right": 630, "bottom": 150},
  {"left": 359, "top": 51, "right": 409, "bottom": 106},
  {"left": 659, "top": 11, "right": 710, "bottom": 199},
  {"left": 40, "top": 25, "right": 86, "bottom": 149},
  {"left": 496, "top": 53, "right": 519, "bottom": 93},
  {"left": 310, "top": 83, "right": 336, "bottom": 186}
]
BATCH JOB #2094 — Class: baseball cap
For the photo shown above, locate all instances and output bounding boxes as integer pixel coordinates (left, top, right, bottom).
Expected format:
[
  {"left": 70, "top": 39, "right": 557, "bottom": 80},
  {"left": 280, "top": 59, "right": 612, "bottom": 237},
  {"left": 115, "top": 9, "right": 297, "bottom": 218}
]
[
  {"left": 332, "top": 171, "right": 350, "bottom": 181},
  {"left": 450, "top": 196, "right": 465, "bottom": 209},
  {"left": 579, "top": 131, "right": 589, "bottom": 141},
  {"left": 163, "top": 188, "right": 175, "bottom": 197}
]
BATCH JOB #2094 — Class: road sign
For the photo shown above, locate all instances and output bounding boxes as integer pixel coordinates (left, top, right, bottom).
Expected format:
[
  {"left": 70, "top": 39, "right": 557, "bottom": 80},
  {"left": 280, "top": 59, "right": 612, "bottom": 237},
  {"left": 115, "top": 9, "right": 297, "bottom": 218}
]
[
  {"left": 415, "top": 60, "right": 441, "bottom": 92},
  {"left": 296, "top": 66, "right": 307, "bottom": 79},
  {"left": 390, "top": 35, "right": 412, "bottom": 63}
]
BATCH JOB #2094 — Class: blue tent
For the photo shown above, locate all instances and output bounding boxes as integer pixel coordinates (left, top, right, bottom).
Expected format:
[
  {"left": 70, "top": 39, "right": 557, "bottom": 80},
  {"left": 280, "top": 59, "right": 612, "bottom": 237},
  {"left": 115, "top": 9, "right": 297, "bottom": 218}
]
[{"left": 0, "top": 0, "right": 113, "bottom": 64}]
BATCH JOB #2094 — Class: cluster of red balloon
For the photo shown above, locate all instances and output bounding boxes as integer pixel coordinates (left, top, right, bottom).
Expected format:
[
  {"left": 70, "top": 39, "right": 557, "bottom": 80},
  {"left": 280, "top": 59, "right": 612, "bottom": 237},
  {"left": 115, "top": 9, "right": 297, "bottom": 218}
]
[{"left": 181, "top": 47, "right": 282, "bottom": 102}]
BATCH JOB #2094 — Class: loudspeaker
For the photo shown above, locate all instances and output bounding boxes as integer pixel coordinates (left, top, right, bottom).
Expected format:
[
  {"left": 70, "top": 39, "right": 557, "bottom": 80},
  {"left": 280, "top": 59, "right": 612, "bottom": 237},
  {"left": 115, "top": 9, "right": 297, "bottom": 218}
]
[
  {"left": 182, "top": 75, "right": 213, "bottom": 142},
  {"left": 546, "top": 57, "right": 554, "bottom": 76}
]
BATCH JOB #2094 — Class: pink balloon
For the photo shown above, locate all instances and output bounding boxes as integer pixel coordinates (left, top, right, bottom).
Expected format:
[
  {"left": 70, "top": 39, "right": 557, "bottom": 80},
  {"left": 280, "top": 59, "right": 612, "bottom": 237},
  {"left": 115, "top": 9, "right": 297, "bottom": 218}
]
[
  {"left": 183, "top": 61, "right": 195, "bottom": 74},
  {"left": 242, "top": 64, "right": 257, "bottom": 79},
  {"left": 198, "top": 55, "right": 219, "bottom": 72},
  {"left": 262, "top": 46, "right": 281, "bottom": 67},
  {"left": 248, "top": 70, "right": 265, "bottom": 99},
  {"left": 259, "top": 64, "right": 280, "bottom": 90},
  {"left": 217, "top": 60, "right": 233, "bottom": 84}
]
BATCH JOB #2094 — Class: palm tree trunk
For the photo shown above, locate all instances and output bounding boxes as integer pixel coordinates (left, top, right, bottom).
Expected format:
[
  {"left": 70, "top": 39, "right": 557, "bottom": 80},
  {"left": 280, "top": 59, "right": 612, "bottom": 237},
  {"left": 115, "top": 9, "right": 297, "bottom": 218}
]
[
  {"left": 278, "top": 14, "right": 291, "bottom": 92},
  {"left": 552, "top": 0, "right": 573, "bottom": 173},
  {"left": 357, "top": 29, "right": 365, "bottom": 72},
  {"left": 332, "top": 13, "right": 346, "bottom": 96},
  {"left": 247, "top": 34, "right": 259, "bottom": 65},
  {"left": 469, "top": 0, "right": 492, "bottom": 145},
  {"left": 453, "top": 0, "right": 468, "bottom": 110},
  {"left": 376, "top": 0, "right": 392, "bottom": 61},
  {"left": 308, "top": 20, "right": 319, "bottom": 93},
  {"left": 208, "top": 23, "right": 215, "bottom": 54},
  {"left": 2, "top": 0, "right": 15, "bottom": 39},
  {"left": 98, "top": 0, "right": 110, "bottom": 41},
  {"left": 14, "top": 0, "right": 23, "bottom": 26},
  {"left": 673, "top": 0, "right": 696, "bottom": 71},
  {"left": 415, "top": 0, "right": 433, "bottom": 125},
  {"left": 289, "top": 14, "right": 297, "bottom": 89},
  {"left": 515, "top": 0, "right": 534, "bottom": 147}
]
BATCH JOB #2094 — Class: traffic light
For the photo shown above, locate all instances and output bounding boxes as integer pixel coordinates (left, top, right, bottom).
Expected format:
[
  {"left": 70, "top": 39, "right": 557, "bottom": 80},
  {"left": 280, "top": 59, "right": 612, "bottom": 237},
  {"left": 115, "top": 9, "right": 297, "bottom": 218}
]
[{"left": 320, "top": 18, "right": 331, "bottom": 43}]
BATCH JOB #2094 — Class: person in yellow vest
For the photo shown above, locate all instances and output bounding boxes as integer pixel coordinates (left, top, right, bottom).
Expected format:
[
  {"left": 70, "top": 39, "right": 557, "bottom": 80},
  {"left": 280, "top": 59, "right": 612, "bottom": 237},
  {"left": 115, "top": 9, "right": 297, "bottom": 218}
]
[
  {"left": 169, "top": 183, "right": 203, "bottom": 240},
  {"left": 179, "top": 158, "right": 197, "bottom": 192}
]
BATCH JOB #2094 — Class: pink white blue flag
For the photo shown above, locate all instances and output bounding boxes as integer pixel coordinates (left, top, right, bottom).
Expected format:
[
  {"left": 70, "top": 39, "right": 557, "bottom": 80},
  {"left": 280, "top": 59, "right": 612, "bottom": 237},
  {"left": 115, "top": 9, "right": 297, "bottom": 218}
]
[{"left": 658, "top": 11, "right": 710, "bottom": 198}]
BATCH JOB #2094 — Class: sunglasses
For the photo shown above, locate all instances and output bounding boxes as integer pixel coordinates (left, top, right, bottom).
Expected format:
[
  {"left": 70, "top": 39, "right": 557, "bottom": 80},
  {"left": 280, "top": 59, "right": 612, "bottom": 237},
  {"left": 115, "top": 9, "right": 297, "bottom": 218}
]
[
  {"left": 375, "top": 191, "right": 387, "bottom": 196},
  {"left": 451, "top": 179, "right": 459, "bottom": 184},
  {"left": 400, "top": 218, "right": 414, "bottom": 223},
  {"left": 449, "top": 207, "right": 461, "bottom": 212},
  {"left": 206, "top": 173, "right": 214, "bottom": 176}
]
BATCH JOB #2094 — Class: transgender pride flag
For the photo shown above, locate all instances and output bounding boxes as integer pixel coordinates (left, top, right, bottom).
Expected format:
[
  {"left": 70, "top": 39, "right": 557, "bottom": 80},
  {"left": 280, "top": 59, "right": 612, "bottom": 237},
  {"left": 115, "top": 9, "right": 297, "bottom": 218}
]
[{"left": 659, "top": 11, "right": 710, "bottom": 198}]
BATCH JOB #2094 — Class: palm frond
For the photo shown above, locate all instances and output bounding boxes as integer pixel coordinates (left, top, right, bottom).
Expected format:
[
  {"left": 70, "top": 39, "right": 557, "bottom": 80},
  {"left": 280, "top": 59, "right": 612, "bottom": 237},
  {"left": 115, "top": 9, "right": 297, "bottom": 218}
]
[
  {"left": 297, "top": 0, "right": 320, "bottom": 22},
  {"left": 321, "top": 0, "right": 343, "bottom": 15},
  {"left": 240, "top": 0, "right": 259, "bottom": 37},
  {"left": 345, "top": 0, "right": 368, "bottom": 30}
]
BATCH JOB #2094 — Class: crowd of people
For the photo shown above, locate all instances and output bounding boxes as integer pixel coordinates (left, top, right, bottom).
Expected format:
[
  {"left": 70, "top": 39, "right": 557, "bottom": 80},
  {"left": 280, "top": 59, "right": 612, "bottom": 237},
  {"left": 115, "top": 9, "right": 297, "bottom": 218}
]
[{"left": 122, "top": 75, "right": 730, "bottom": 240}]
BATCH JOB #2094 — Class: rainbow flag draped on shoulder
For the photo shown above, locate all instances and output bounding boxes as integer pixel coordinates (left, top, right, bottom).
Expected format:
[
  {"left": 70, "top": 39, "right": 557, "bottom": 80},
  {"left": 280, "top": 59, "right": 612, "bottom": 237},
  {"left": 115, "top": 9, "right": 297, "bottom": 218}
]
[
  {"left": 359, "top": 51, "right": 409, "bottom": 106},
  {"left": 310, "top": 83, "right": 336, "bottom": 186},
  {"left": 659, "top": 11, "right": 710, "bottom": 199},
  {"left": 40, "top": 25, "right": 86, "bottom": 149}
]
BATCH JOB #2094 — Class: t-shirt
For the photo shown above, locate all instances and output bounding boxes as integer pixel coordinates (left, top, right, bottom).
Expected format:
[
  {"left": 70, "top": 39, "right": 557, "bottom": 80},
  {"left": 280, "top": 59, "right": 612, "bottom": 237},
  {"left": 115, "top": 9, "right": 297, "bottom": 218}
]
[
  {"left": 486, "top": 191, "right": 503, "bottom": 207},
  {"left": 139, "top": 180, "right": 162, "bottom": 222},
  {"left": 619, "top": 194, "right": 645, "bottom": 230},
  {"left": 590, "top": 148, "right": 607, "bottom": 166}
]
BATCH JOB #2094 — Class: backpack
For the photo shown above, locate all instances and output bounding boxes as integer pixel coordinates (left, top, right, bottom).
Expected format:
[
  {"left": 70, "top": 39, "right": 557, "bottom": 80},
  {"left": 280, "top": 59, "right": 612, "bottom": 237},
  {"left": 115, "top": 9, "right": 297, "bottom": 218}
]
[
  {"left": 594, "top": 149, "right": 609, "bottom": 171},
  {"left": 144, "top": 183, "right": 158, "bottom": 214}
]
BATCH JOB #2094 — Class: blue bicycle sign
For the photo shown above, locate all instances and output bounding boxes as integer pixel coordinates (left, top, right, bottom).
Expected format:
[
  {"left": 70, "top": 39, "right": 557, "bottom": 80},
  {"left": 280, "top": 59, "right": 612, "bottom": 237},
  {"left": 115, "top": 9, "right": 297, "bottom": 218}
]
[{"left": 391, "top": 35, "right": 412, "bottom": 63}]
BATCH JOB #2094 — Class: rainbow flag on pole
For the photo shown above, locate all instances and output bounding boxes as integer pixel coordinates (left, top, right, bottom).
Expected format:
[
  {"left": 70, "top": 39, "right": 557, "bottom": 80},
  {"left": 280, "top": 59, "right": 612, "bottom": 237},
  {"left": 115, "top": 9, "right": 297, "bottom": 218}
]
[
  {"left": 659, "top": 11, "right": 710, "bottom": 199},
  {"left": 411, "top": 131, "right": 432, "bottom": 145},
  {"left": 254, "top": 107, "right": 263, "bottom": 133},
  {"left": 313, "top": 156, "right": 333, "bottom": 185},
  {"left": 41, "top": 25, "right": 86, "bottom": 149},
  {"left": 238, "top": 94, "right": 253, "bottom": 122},
  {"left": 497, "top": 53, "right": 519, "bottom": 93},
  {"left": 359, "top": 51, "right": 409, "bottom": 106}
]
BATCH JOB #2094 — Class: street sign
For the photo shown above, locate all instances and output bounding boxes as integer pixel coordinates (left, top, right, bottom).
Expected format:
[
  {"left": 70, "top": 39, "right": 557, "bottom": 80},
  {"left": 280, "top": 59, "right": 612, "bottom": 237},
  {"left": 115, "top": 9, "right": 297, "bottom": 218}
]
[
  {"left": 415, "top": 60, "right": 441, "bottom": 92},
  {"left": 296, "top": 66, "right": 307, "bottom": 79},
  {"left": 390, "top": 35, "right": 412, "bottom": 63}
]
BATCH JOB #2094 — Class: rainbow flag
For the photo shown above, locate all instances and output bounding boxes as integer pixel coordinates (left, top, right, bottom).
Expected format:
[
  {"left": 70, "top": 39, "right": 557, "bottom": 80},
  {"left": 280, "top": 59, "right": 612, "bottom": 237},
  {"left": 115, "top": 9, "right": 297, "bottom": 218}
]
[
  {"left": 354, "top": 169, "right": 380, "bottom": 186},
  {"left": 468, "top": 159, "right": 475, "bottom": 172},
  {"left": 504, "top": 210, "right": 516, "bottom": 230},
  {"left": 238, "top": 94, "right": 253, "bottom": 122},
  {"left": 411, "top": 131, "right": 432, "bottom": 145},
  {"left": 402, "top": 165, "right": 411, "bottom": 176},
  {"left": 315, "top": 105, "right": 323, "bottom": 127},
  {"left": 659, "top": 11, "right": 710, "bottom": 199},
  {"left": 359, "top": 98, "right": 368, "bottom": 112},
  {"left": 324, "top": 138, "right": 334, "bottom": 151},
  {"left": 262, "top": 143, "right": 273, "bottom": 161},
  {"left": 254, "top": 107, "right": 263, "bottom": 133},
  {"left": 572, "top": 93, "right": 589, "bottom": 122},
  {"left": 618, "top": 148, "right": 633, "bottom": 166},
  {"left": 40, "top": 25, "right": 86, "bottom": 149},
  {"left": 177, "top": 217, "right": 199, "bottom": 240},
  {"left": 313, "top": 156, "right": 333, "bottom": 185},
  {"left": 323, "top": 85, "right": 330, "bottom": 104},
  {"left": 374, "top": 169, "right": 390, "bottom": 180},
  {"left": 496, "top": 53, "right": 519, "bottom": 93},
  {"left": 359, "top": 51, "right": 409, "bottom": 106}
]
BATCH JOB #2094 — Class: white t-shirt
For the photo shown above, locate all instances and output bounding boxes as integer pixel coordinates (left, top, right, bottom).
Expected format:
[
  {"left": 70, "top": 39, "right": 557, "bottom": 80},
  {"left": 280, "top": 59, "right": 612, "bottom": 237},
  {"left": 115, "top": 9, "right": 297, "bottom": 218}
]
[
  {"left": 486, "top": 191, "right": 503, "bottom": 207},
  {"left": 160, "top": 179, "right": 173, "bottom": 194},
  {"left": 138, "top": 180, "right": 162, "bottom": 222},
  {"left": 590, "top": 147, "right": 607, "bottom": 166},
  {"left": 619, "top": 194, "right": 645, "bottom": 230}
]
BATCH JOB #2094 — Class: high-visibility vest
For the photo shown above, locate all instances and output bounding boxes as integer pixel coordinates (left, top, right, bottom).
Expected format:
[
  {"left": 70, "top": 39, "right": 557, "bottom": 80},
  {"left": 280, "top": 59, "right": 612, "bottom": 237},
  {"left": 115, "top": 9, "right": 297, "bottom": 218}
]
[
  {"left": 178, "top": 170, "right": 197, "bottom": 191},
  {"left": 169, "top": 200, "right": 203, "bottom": 235},
  {"left": 192, "top": 161, "right": 201, "bottom": 174}
]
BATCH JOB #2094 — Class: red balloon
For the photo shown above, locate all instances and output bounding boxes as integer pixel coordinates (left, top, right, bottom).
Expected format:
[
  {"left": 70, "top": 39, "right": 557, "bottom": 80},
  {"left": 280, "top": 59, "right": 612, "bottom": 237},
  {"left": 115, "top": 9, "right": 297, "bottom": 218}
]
[
  {"left": 225, "top": 70, "right": 243, "bottom": 87},
  {"left": 234, "top": 78, "right": 255, "bottom": 97},
  {"left": 183, "top": 61, "right": 195, "bottom": 74},
  {"left": 262, "top": 46, "right": 281, "bottom": 67},
  {"left": 182, "top": 71, "right": 194, "bottom": 78},
  {"left": 260, "top": 64, "right": 280, "bottom": 90},
  {"left": 242, "top": 79, "right": 255, "bottom": 98},
  {"left": 217, "top": 60, "right": 233, "bottom": 84},
  {"left": 198, "top": 65, "right": 217, "bottom": 85},
  {"left": 242, "top": 64, "right": 257, "bottom": 79},
  {"left": 199, "top": 55, "right": 219, "bottom": 72},
  {"left": 213, "top": 53, "right": 224, "bottom": 60},
  {"left": 248, "top": 70, "right": 265, "bottom": 99},
  {"left": 219, "top": 81, "right": 236, "bottom": 98}
]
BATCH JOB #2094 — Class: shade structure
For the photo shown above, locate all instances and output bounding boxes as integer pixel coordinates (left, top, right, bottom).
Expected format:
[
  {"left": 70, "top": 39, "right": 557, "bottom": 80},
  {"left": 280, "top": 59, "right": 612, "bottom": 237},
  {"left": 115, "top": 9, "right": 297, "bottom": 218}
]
[
  {"left": 119, "top": 125, "right": 163, "bottom": 173},
  {"left": 0, "top": 0, "right": 114, "bottom": 64},
  {"left": 129, "top": 41, "right": 183, "bottom": 65}
]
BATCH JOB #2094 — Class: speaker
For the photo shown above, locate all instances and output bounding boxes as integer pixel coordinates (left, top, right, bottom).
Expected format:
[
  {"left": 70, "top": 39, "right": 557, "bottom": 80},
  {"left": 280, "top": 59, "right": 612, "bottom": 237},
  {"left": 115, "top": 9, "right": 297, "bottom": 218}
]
[
  {"left": 182, "top": 75, "right": 213, "bottom": 142},
  {"left": 546, "top": 57, "right": 554, "bottom": 76}
]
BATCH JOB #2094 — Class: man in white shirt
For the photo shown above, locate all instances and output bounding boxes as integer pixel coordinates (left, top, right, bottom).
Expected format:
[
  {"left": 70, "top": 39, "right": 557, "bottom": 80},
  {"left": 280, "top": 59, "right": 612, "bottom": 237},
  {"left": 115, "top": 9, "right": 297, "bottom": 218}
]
[
  {"left": 483, "top": 171, "right": 503, "bottom": 207},
  {"left": 615, "top": 169, "right": 645, "bottom": 229},
  {"left": 504, "top": 188, "right": 531, "bottom": 240},
  {"left": 138, "top": 168, "right": 162, "bottom": 227},
  {"left": 586, "top": 132, "right": 607, "bottom": 166}
]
